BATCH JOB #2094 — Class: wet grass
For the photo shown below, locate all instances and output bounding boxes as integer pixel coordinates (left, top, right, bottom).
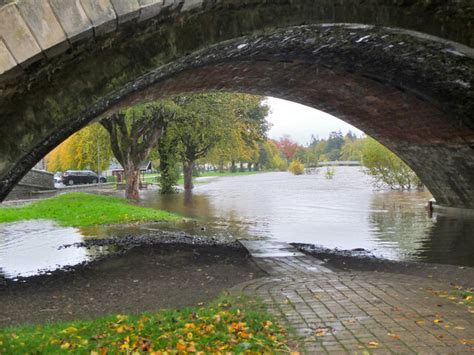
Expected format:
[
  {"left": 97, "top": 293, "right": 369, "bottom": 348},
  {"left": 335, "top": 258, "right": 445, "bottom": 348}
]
[
  {"left": 177, "top": 170, "right": 268, "bottom": 184},
  {"left": 140, "top": 170, "right": 268, "bottom": 184},
  {"left": 0, "top": 295, "right": 296, "bottom": 354},
  {"left": 0, "top": 192, "right": 181, "bottom": 227}
]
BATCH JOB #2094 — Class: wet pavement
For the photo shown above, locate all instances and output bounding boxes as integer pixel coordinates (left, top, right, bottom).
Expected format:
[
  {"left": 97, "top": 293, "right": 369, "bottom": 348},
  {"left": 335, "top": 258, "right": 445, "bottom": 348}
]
[{"left": 234, "top": 240, "right": 474, "bottom": 354}]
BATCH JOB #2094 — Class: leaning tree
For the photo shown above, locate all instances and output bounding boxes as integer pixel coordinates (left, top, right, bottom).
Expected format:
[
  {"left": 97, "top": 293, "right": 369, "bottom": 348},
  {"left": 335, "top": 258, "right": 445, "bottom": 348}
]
[{"left": 101, "top": 101, "right": 178, "bottom": 199}]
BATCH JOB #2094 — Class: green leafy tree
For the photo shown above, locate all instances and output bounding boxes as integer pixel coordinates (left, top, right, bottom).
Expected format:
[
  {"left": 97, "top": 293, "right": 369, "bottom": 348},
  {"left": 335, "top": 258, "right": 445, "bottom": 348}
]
[
  {"left": 171, "top": 94, "right": 232, "bottom": 191},
  {"left": 157, "top": 123, "right": 181, "bottom": 194},
  {"left": 205, "top": 94, "right": 270, "bottom": 172},
  {"left": 323, "top": 130, "right": 344, "bottom": 161},
  {"left": 360, "top": 137, "right": 421, "bottom": 190},
  {"left": 101, "top": 101, "right": 178, "bottom": 199},
  {"left": 158, "top": 93, "right": 269, "bottom": 192},
  {"left": 340, "top": 134, "right": 364, "bottom": 161}
]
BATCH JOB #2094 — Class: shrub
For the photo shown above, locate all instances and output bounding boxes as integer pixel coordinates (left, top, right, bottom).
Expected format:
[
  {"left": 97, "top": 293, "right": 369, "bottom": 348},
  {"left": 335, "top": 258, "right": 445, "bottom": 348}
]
[
  {"left": 360, "top": 137, "right": 422, "bottom": 190},
  {"left": 325, "top": 167, "right": 335, "bottom": 179},
  {"left": 288, "top": 160, "right": 305, "bottom": 175}
]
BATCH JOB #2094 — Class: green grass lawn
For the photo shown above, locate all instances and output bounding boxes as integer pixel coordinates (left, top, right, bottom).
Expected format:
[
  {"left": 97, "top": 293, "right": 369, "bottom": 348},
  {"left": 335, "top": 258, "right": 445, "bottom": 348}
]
[
  {"left": 0, "top": 192, "right": 180, "bottom": 227},
  {"left": 0, "top": 296, "right": 296, "bottom": 354}
]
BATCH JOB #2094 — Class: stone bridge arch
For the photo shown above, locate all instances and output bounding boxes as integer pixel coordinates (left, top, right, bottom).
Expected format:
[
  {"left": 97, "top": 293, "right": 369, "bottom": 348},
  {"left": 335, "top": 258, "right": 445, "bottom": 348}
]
[{"left": 0, "top": 0, "right": 473, "bottom": 208}]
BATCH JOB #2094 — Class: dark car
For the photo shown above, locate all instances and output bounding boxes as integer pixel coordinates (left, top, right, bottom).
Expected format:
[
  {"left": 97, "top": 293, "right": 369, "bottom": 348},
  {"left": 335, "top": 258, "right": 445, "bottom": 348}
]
[{"left": 61, "top": 170, "right": 105, "bottom": 185}]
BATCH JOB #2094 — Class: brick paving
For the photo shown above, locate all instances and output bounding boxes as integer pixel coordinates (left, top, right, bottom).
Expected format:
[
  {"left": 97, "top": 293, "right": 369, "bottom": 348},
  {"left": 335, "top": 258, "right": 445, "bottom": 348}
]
[{"left": 233, "top": 241, "right": 474, "bottom": 354}]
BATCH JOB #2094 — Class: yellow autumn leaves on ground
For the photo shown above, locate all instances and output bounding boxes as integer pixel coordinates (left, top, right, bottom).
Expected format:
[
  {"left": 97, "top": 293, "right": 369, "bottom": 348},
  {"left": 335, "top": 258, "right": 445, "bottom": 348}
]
[{"left": 0, "top": 296, "right": 298, "bottom": 354}]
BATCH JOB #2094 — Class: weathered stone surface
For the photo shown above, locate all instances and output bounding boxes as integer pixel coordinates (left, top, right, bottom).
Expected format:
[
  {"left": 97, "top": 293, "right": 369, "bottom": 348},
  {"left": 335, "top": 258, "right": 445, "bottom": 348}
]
[
  {"left": 17, "top": 0, "right": 69, "bottom": 57},
  {"left": 181, "top": 0, "right": 203, "bottom": 12},
  {"left": 110, "top": 0, "right": 140, "bottom": 24},
  {"left": 138, "top": 0, "right": 163, "bottom": 22},
  {"left": 80, "top": 0, "right": 117, "bottom": 35},
  {"left": 8, "top": 169, "right": 54, "bottom": 199},
  {"left": 162, "top": 0, "right": 176, "bottom": 8},
  {"left": 0, "top": 39, "right": 16, "bottom": 76},
  {"left": 49, "top": 0, "right": 93, "bottom": 42},
  {"left": 0, "top": 4, "right": 42, "bottom": 66}
]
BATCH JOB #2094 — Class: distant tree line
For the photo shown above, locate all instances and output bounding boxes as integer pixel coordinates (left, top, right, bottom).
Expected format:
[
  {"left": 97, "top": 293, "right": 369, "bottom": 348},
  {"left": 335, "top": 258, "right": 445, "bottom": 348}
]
[{"left": 47, "top": 94, "right": 422, "bottom": 198}]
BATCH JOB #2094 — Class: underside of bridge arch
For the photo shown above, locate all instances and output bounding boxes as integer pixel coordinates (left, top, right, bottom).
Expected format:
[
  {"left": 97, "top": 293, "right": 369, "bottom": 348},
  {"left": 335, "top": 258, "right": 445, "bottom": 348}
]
[{"left": 0, "top": 1, "right": 473, "bottom": 208}]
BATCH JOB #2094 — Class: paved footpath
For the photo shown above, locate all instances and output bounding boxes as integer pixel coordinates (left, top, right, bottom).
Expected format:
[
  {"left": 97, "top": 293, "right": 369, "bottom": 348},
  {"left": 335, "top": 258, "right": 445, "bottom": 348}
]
[{"left": 232, "top": 241, "right": 474, "bottom": 354}]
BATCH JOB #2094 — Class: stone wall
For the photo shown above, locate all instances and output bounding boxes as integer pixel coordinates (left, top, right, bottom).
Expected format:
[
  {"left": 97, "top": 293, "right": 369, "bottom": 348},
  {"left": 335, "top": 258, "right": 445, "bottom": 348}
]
[{"left": 8, "top": 169, "right": 54, "bottom": 199}]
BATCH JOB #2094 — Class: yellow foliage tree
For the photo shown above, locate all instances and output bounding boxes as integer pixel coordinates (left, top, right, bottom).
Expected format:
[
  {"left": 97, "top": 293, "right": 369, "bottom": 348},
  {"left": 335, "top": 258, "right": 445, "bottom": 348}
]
[{"left": 46, "top": 123, "right": 112, "bottom": 172}]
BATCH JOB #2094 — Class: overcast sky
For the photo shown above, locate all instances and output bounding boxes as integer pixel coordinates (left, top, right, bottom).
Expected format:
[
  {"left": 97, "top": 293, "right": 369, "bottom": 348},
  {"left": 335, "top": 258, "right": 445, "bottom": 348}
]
[{"left": 265, "top": 97, "right": 363, "bottom": 145}]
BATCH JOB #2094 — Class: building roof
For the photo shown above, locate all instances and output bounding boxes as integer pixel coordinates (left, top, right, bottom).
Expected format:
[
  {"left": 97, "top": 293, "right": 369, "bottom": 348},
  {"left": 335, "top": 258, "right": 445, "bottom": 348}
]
[{"left": 107, "top": 161, "right": 152, "bottom": 172}]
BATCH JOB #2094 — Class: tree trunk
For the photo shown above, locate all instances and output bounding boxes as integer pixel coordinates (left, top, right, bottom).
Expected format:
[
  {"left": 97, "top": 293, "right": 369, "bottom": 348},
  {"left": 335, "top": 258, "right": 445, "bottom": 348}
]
[
  {"left": 231, "top": 160, "right": 237, "bottom": 173},
  {"left": 125, "top": 165, "right": 140, "bottom": 199},
  {"left": 255, "top": 162, "right": 260, "bottom": 171},
  {"left": 239, "top": 162, "right": 244, "bottom": 172},
  {"left": 183, "top": 161, "right": 194, "bottom": 191},
  {"left": 248, "top": 163, "right": 252, "bottom": 171},
  {"left": 219, "top": 160, "right": 224, "bottom": 173}
]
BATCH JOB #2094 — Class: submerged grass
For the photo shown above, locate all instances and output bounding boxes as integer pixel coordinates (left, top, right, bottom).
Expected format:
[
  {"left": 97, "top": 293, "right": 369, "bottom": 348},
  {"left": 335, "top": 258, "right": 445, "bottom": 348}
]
[
  {"left": 177, "top": 170, "right": 267, "bottom": 185},
  {"left": 0, "top": 192, "right": 180, "bottom": 227},
  {"left": 0, "top": 295, "right": 297, "bottom": 354}
]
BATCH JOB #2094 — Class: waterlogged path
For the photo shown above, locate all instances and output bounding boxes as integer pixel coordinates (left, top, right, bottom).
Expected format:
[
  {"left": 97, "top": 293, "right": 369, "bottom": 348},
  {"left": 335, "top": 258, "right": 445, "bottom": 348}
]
[{"left": 1, "top": 167, "right": 474, "bottom": 279}]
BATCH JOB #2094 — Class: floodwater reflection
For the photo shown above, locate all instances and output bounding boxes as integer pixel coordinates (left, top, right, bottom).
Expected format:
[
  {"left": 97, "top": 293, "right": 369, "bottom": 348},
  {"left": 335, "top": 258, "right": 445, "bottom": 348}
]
[
  {"left": 0, "top": 220, "right": 111, "bottom": 278},
  {"left": 133, "top": 168, "right": 474, "bottom": 266},
  {"left": 1, "top": 167, "right": 473, "bottom": 279}
]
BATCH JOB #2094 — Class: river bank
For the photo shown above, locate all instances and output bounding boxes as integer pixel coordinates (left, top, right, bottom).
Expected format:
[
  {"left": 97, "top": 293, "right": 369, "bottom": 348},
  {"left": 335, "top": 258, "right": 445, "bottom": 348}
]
[
  {"left": 0, "top": 242, "right": 264, "bottom": 327},
  {"left": 293, "top": 243, "right": 474, "bottom": 289}
]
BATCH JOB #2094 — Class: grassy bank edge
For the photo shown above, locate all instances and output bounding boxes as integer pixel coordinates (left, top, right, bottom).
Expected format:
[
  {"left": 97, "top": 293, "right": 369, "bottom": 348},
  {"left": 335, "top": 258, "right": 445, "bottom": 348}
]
[{"left": 0, "top": 192, "right": 181, "bottom": 228}]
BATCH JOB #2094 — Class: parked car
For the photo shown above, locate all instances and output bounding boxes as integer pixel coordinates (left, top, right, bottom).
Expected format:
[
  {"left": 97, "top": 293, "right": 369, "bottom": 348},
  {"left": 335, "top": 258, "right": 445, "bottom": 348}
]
[
  {"left": 53, "top": 172, "right": 62, "bottom": 183},
  {"left": 61, "top": 170, "right": 104, "bottom": 185}
]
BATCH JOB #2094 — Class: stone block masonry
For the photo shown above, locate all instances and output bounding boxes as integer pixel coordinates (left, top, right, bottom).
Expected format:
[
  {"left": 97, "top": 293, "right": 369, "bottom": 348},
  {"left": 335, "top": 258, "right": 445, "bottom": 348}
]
[{"left": 8, "top": 169, "right": 54, "bottom": 199}]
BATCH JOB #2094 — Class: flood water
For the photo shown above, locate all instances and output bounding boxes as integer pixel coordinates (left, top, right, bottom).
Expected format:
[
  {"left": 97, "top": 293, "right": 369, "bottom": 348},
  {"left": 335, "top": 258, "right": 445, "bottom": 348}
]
[{"left": 1, "top": 167, "right": 474, "bottom": 279}]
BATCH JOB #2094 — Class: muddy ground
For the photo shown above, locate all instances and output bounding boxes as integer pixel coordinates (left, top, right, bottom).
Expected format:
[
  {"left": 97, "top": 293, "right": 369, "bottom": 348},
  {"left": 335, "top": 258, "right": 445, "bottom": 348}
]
[
  {"left": 0, "top": 243, "right": 265, "bottom": 327},
  {"left": 293, "top": 243, "right": 474, "bottom": 289}
]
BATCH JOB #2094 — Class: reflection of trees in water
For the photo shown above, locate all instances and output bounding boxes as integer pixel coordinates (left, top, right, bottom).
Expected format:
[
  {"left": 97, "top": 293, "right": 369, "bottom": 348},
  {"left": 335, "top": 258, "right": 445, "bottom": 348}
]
[
  {"left": 140, "top": 191, "right": 215, "bottom": 219},
  {"left": 138, "top": 190, "right": 256, "bottom": 240},
  {"left": 369, "top": 192, "right": 474, "bottom": 266},
  {"left": 182, "top": 191, "right": 258, "bottom": 240},
  {"left": 369, "top": 193, "right": 434, "bottom": 257},
  {"left": 417, "top": 215, "right": 474, "bottom": 266}
]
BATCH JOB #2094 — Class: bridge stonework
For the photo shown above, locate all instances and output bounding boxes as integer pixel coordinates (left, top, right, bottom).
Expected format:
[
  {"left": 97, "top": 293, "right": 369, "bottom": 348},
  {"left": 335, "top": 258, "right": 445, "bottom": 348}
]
[{"left": 0, "top": 0, "right": 473, "bottom": 208}]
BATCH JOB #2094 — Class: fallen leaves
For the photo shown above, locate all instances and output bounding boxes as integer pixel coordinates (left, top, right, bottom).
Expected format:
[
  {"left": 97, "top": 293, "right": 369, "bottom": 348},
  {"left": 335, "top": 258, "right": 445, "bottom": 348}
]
[
  {"left": 0, "top": 296, "right": 295, "bottom": 354},
  {"left": 387, "top": 332, "right": 400, "bottom": 340},
  {"left": 367, "top": 341, "right": 380, "bottom": 348},
  {"left": 429, "top": 286, "right": 474, "bottom": 315},
  {"left": 314, "top": 327, "right": 331, "bottom": 337}
]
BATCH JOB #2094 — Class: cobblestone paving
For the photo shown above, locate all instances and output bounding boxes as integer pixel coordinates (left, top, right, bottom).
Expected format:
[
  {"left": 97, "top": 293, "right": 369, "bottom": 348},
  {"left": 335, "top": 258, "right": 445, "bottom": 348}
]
[{"left": 233, "top": 241, "right": 474, "bottom": 354}]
